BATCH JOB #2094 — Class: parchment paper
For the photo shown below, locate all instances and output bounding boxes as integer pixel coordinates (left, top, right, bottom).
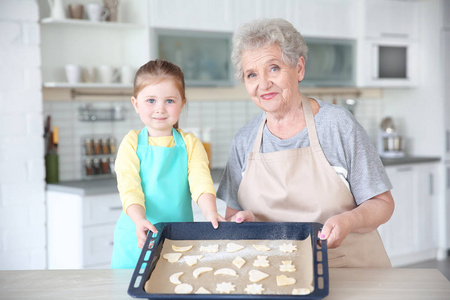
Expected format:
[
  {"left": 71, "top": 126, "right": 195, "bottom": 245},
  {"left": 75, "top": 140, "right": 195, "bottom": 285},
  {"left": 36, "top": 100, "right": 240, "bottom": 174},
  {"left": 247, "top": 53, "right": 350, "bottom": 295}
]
[{"left": 144, "top": 237, "right": 314, "bottom": 295}]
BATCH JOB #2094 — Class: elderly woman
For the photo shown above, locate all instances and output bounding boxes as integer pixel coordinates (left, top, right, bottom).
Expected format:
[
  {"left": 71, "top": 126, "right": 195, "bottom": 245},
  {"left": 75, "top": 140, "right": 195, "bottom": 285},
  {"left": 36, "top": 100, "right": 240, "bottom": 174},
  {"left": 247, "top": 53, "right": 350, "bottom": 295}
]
[{"left": 217, "top": 18, "right": 394, "bottom": 268}]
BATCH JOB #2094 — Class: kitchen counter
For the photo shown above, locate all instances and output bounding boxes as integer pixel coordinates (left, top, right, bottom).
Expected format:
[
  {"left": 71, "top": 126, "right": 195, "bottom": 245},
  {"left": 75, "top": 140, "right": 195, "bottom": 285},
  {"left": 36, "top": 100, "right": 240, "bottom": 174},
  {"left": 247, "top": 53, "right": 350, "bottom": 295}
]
[
  {"left": 46, "top": 169, "right": 225, "bottom": 196},
  {"left": 381, "top": 156, "right": 440, "bottom": 166},
  {"left": 0, "top": 268, "right": 448, "bottom": 299},
  {"left": 46, "top": 156, "right": 441, "bottom": 196}
]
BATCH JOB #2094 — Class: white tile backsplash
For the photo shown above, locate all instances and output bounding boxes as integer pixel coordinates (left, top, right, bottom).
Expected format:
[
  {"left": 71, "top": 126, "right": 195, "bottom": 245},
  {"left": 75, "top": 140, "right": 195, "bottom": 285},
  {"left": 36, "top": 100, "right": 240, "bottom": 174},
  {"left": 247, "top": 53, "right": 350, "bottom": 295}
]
[{"left": 43, "top": 97, "right": 382, "bottom": 181}]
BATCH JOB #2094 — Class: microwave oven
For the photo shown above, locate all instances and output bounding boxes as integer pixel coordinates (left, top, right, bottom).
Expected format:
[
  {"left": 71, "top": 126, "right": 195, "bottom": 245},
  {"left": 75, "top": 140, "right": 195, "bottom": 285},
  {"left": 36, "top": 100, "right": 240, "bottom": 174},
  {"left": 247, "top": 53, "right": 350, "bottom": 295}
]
[{"left": 359, "top": 39, "right": 418, "bottom": 87}]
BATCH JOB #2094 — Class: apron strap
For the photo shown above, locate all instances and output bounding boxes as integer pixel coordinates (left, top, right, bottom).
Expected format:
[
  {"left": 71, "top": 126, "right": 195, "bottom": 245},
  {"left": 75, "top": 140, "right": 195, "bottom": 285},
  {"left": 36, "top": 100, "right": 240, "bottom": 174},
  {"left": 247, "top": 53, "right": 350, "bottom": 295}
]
[
  {"left": 252, "top": 96, "right": 321, "bottom": 153},
  {"left": 138, "top": 127, "right": 149, "bottom": 146}
]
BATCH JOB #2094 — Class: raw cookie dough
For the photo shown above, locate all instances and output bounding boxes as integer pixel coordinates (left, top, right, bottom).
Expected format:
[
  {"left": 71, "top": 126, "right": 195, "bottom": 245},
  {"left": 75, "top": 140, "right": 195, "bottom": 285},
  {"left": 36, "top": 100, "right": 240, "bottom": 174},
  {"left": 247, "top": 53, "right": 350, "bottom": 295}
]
[
  {"left": 253, "top": 256, "right": 270, "bottom": 267},
  {"left": 174, "top": 283, "right": 193, "bottom": 294},
  {"left": 214, "top": 268, "right": 237, "bottom": 277},
  {"left": 280, "top": 261, "right": 296, "bottom": 272},
  {"left": 245, "top": 283, "right": 265, "bottom": 295},
  {"left": 162, "top": 253, "right": 182, "bottom": 263},
  {"left": 183, "top": 255, "right": 203, "bottom": 266},
  {"left": 292, "top": 287, "right": 312, "bottom": 295},
  {"left": 200, "top": 244, "right": 219, "bottom": 253},
  {"left": 193, "top": 267, "right": 213, "bottom": 279},
  {"left": 216, "top": 282, "right": 236, "bottom": 294},
  {"left": 248, "top": 269, "right": 269, "bottom": 283},
  {"left": 172, "top": 245, "right": 193, "bottom": 252},
  {"left": 169, "top": 272, "right": 183, "bottom": 284},
  {"left": 279, "top": 243, "right": 297, "bottom": 253},
  {"left": 232, "top": 256, "right": 246, "bottom": 269},
  {"left": 276, "top": 275, "right": 296, "bottom": 286},
  {"left": 253, "top": 244, "right": 271, "bottom": 251},
  {"left": 195, "top": 287, "right": 211, "bottom": 294},
  {"left": 226, "top": 242, "right": 244, "bottom": 253}
]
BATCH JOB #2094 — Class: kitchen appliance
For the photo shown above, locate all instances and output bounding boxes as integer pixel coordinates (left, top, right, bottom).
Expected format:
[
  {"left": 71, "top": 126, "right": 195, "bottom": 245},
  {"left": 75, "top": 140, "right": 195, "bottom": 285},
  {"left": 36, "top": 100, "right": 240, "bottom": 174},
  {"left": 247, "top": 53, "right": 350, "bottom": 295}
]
[
  {"left": 301, "top": 37, "right": 355, "bottom": 87},
  {"left": 361, "top": 39, "right": 418, "bottom": 87},
  {"left": 378, "top": 117, "right": 405, "bottom": 158},
  {"left": 128, "top": 222, "right": 329, "bottom": 299}
]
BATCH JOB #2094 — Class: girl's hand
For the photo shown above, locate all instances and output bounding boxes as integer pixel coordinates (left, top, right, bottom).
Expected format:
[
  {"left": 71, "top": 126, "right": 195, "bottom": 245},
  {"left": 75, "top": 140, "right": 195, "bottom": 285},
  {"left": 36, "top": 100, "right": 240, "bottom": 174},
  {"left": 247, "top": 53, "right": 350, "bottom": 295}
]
[
  {"left": 135, "top": 219, "right": 158, "bottom": 249},
  {"left": 204, "top": 210, "right": 226, "bottom": 229},
  {"left": 228, "top": 210, "right": 255, "bottom": 223}
]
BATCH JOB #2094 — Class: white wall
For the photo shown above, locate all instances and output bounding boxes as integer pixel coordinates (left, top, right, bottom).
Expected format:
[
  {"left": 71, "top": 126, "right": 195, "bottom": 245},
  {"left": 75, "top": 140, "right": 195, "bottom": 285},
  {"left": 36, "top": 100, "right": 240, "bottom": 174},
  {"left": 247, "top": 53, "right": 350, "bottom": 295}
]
[
  {"left": 0, "top": 0, "right": 47, "bottom": 269},
  {"left": 380, "top": 0, "right": 445, "bottom": 157}
]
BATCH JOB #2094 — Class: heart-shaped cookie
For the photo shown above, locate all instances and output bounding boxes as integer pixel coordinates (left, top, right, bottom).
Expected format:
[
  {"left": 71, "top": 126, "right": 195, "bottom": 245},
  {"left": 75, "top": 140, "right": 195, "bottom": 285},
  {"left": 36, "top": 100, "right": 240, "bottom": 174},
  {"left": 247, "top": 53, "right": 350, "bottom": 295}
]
[
  {"left": 276, "top": 275, "right": 296, "bottom": 286},
  {"left": 248, "top": 269, "right": 269, "bottom": 283}
]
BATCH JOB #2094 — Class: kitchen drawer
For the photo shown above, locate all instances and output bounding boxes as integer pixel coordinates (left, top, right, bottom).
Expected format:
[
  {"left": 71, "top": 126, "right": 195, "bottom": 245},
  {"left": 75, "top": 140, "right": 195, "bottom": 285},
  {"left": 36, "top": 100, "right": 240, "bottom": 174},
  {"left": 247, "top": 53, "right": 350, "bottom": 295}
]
[
  {"left": 83, "top": 193, "right": 122, "bottom": 226},
  {"left": 83, "top": 224, "right": 116, "bottom": 267}
]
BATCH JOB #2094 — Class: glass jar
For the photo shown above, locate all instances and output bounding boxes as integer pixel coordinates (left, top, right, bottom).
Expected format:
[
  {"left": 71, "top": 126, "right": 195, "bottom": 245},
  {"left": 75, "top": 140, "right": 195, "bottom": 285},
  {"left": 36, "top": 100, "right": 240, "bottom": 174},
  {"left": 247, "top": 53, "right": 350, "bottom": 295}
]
[
  {"left": 101, "top": 138, "right": 110, "bottom": 154},
  {"left": 93, "top": 138, "right": 101, "bottom": 155},
  {"left": 85, "top": 159, "right": 93, "bottom": 176},
  {"left": 101, "top": 157, "right": 110, "bottom": 174},
  {"left": 93, "top": 158, "right": 101, "bottom": 174},
  {"left": 109, "top": 137, "right": 117, "bottom": 154},
  {"left": 84, "top": 138, "right": 94, "bottom": 156}
]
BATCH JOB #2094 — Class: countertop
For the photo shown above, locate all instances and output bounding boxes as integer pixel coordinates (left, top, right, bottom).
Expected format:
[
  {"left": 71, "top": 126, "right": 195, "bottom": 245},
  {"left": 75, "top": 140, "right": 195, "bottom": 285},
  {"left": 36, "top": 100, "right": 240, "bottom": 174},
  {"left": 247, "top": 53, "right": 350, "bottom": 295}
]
[
  {"left": 1, "top": 268, "right": 448, "bottom": 299},
  {"left": 47, "top": 157, "right": 440, "bottom": 196}
]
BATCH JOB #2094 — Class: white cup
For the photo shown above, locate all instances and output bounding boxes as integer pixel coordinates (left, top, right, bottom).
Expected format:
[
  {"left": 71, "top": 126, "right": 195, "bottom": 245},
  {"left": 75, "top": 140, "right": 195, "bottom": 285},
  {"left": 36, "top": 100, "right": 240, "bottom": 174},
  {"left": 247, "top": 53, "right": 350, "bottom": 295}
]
[
  {"left": 120, "top": 66, "right": 135, "bottom": 84},
  {"left": 65, "top": 64, "right": 82, "bottom": 84},
  {"left": 97, "top": 65, "right": 120, "bottom": 84},
  {"left": 86, "top": 4, "right": 109, "bottom": 22}
]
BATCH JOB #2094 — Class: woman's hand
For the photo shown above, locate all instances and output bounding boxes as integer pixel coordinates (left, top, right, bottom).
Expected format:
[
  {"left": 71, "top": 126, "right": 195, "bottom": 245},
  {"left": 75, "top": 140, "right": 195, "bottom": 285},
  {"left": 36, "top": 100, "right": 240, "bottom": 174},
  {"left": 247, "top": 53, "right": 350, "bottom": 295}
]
[
  {"left": 319, "top": 212, "right": 353, "bottom": 249},
  {"left": 135, "top": 218, "right": 158, "bottom": 249},
  {"left": 225, "top": 206, "right": 255, "bottom": 223},
  {"left": 320, "top": 191, "right": 395, "bottom": 249}
]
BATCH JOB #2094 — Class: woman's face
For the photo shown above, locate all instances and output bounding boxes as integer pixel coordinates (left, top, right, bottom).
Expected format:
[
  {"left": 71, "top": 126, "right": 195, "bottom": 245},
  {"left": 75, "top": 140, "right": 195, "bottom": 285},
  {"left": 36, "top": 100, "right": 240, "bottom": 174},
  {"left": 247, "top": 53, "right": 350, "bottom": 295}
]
[
  {"left": 241, "top": 44, "right": 305, "bottom": 115},
  {"left": 131, "top": 79, "right": 184, "bottom": 137}
]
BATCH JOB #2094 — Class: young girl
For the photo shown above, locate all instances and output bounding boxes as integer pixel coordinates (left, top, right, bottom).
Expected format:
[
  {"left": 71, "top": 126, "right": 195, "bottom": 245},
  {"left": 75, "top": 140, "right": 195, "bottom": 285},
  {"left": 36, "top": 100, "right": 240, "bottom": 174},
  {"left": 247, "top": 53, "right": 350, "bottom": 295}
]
[{"left": 111, "top": 59, "right": 225, "bottom": 269}]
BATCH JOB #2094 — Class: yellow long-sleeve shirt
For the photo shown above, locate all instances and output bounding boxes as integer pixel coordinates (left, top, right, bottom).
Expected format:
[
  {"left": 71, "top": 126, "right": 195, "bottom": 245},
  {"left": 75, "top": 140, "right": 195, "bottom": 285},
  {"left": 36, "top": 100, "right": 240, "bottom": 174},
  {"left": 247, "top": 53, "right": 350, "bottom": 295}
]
[{"left": 115, "top": 129, "right": 216, "bottom": 213}]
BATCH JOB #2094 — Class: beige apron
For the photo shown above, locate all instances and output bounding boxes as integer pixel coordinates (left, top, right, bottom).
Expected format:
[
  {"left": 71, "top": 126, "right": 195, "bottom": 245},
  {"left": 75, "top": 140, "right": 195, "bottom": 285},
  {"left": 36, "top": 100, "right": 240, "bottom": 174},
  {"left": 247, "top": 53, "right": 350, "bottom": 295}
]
[{"left": 237, "top": 96, "right": 391, "bottom": 268}]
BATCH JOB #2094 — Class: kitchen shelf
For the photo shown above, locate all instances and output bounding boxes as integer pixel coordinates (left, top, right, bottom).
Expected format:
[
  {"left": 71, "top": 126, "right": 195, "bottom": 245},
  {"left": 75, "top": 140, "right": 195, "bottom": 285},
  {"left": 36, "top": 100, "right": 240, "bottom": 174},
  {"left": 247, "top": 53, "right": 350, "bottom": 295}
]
[
  {"left": 40, "top": 18, "right": 146, "bottom": 30},
  {"left": 43, "top": 82, "right": 133, "bottom": 89}
]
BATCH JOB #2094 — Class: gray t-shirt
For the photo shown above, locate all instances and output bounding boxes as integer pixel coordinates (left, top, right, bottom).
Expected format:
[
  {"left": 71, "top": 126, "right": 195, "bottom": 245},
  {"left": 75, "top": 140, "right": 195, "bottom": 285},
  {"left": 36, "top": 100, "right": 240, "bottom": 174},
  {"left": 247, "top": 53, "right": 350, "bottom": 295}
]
[{"left": 217, "top": 99, "right": 392, "bottom": 210}]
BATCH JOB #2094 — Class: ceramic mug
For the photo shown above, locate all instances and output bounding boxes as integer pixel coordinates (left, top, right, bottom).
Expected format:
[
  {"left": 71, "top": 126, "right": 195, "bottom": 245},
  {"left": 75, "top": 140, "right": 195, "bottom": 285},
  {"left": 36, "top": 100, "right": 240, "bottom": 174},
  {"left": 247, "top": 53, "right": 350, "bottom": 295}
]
[
  {"left": 97, "top": 65, "right": 120, "bottom": 84},
  {"left": 120, "top": 66, "right": 135, "bottom": 84},
  {"left": 86, "top": 4, "right": 109, "bottom": 22},
  {"left": 68, "top": 4, "right": 84, "bottom": 19},
  {"left": 65, "top": 64, "right": 82, "bottom": 84}
]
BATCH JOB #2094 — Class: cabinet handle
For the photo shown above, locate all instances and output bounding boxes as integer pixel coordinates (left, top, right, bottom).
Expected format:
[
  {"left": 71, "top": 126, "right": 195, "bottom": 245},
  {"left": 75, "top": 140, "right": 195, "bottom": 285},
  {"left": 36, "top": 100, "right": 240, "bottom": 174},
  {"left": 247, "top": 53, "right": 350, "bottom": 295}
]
[
  {"left": 429, "top": 173, "right": 434, "bottom": 196},
  {"left": 109, "top": 206, "right": 123, "bottom": 211},
  {"left": 447, "top": 130, "right": 450, "bottom": 153},
  {"left": 447, "top": 167, "right": 450, "bottom": 189},
  {"left": 381, "top": 32, "right": 409, "bottom": 38},
  {"left": 397, "top": 166, "right": 412, "bottom": 172}
]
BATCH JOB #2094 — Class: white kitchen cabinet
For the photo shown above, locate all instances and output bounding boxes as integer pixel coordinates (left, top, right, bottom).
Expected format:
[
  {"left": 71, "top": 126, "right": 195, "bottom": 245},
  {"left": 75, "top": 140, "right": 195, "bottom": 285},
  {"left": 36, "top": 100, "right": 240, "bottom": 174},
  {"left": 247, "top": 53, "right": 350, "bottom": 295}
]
[
  {"left": 363, "top": 0, "right": 419, "bottom": 40},
  {"left": 379, "top": 162, "right": 439, "bottom": 266},
  {"left": 47, "top": 191, "right": 122, "bottom": 269},
  {"left": 148, "top": 0, "right": 233, "bottom": 32},
  {"left": 39, "top": 0, "right": 149, "bottom": 87}
]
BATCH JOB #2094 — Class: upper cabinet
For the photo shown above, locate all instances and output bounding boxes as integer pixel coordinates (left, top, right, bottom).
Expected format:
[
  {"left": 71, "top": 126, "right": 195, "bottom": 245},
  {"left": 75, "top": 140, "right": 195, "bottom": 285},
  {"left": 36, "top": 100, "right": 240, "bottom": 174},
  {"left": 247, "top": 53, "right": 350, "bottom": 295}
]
[
  {"left": 40, "top": 0, "right": 150, "bottom": 88},
  {"left": 356, "top": 0, "right": 420, "bottom": 88},
  {"left": 364, "top": 0, "right": 419, "bottom": 40}
]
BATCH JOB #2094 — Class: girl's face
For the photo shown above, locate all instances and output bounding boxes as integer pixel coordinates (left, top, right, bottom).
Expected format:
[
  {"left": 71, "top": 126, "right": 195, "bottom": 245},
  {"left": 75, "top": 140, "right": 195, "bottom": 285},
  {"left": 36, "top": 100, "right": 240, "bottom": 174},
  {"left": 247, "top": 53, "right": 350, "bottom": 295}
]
[
  {"left": 131, "top": 79, "right": 184, "bottom": 137},
  {"left": 241, "top": 44, "right": 305, "bottom": 116}
]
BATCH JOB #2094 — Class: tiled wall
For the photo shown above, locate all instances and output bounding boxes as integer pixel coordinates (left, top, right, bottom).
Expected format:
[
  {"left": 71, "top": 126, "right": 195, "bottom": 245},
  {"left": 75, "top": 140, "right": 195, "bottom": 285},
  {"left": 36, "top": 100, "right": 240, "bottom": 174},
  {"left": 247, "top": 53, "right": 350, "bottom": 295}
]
[
  {"left": 43, "top": 97, "right": 382, "bottom": 181},
  {"left": 0, "top": 0, "right": 47, "bottom": 270}
]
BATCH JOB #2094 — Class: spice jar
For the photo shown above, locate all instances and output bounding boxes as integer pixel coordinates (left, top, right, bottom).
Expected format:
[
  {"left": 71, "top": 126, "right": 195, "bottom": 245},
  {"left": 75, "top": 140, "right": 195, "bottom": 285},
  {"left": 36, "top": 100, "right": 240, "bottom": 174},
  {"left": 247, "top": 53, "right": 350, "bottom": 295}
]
[
  {"left": 84, "top": 138, "right": 94, "bottom": 156},
  {"left": 85, "top": 159, "right": 93, "bottom": 176},
  {"left": 93, "top": 138, "right": 101, "bottom": 155},
  {"left": 93, "top": 158, "right": 101, "bottom": 174},
  {"left": 109, "top": 137, "right": 116, "bottom": 154},
  {"left": 109, "top": 156, "right": 115, "bottom": 174},
  {"left": 101, "top": 137, "right": 109, "bottom": 154},
  {"left": 101, "top": 157, "right": 110, "bottom": 174}
]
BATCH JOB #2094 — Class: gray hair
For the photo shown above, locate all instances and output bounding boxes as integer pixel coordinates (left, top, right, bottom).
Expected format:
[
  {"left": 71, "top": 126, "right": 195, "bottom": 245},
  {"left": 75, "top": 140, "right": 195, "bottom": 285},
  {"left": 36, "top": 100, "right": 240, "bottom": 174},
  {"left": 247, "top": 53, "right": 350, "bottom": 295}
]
[{"left": 231, "top": 18, "right": 308, "bottom": 81}]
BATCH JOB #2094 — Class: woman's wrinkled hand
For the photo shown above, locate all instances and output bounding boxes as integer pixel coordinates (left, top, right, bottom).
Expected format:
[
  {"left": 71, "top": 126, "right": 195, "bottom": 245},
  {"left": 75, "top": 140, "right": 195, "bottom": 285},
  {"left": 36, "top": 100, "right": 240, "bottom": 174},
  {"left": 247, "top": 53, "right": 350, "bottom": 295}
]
[
  {"left": 135, "top": 219, "right": 158, "bottom": 249},
  {"left": 319, "top": 212, "right": 353, "bottom": 249},
  {"left": 228, "top": 210, "right": 255, "bottom": 223},
  {"left": 204, "top": 210, "right": 227, "bottom": 229}
]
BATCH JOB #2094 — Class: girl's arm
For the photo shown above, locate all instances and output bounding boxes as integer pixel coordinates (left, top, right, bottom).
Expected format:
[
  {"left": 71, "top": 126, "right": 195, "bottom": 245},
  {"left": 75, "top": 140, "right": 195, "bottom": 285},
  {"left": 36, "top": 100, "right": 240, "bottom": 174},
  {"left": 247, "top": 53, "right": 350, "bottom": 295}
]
[
  {"left": 197, "top": 193, "right": 226, "bottom": 228},
  {"left": 126, "top": 204, "right": 158, "bottom": 249}
]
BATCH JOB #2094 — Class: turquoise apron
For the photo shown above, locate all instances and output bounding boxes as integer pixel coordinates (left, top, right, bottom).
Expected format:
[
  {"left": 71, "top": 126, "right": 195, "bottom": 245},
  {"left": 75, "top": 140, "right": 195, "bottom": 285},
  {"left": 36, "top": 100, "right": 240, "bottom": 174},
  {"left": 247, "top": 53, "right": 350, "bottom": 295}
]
[{"left": 111, "top": 127, "right": 193, "bottom": 269}]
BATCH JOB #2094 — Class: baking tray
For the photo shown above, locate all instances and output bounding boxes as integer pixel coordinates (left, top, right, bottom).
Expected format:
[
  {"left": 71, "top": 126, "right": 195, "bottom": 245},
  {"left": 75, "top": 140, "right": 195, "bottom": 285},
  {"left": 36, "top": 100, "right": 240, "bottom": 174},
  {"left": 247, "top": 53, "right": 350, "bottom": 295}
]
[{"left": 128, "top": 222, "right": 328, "bottom": 299}]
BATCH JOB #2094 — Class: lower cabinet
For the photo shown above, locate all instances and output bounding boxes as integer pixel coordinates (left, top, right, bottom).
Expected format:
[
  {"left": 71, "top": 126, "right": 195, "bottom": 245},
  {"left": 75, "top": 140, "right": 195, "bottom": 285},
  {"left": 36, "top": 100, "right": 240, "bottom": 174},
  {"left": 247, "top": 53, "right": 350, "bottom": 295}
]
[
  {"left": 47, "top": 191, "right": 122, "bottom": 269},
  {"left": 379, "top": 162, "right": 439, "bottom": 266}
]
